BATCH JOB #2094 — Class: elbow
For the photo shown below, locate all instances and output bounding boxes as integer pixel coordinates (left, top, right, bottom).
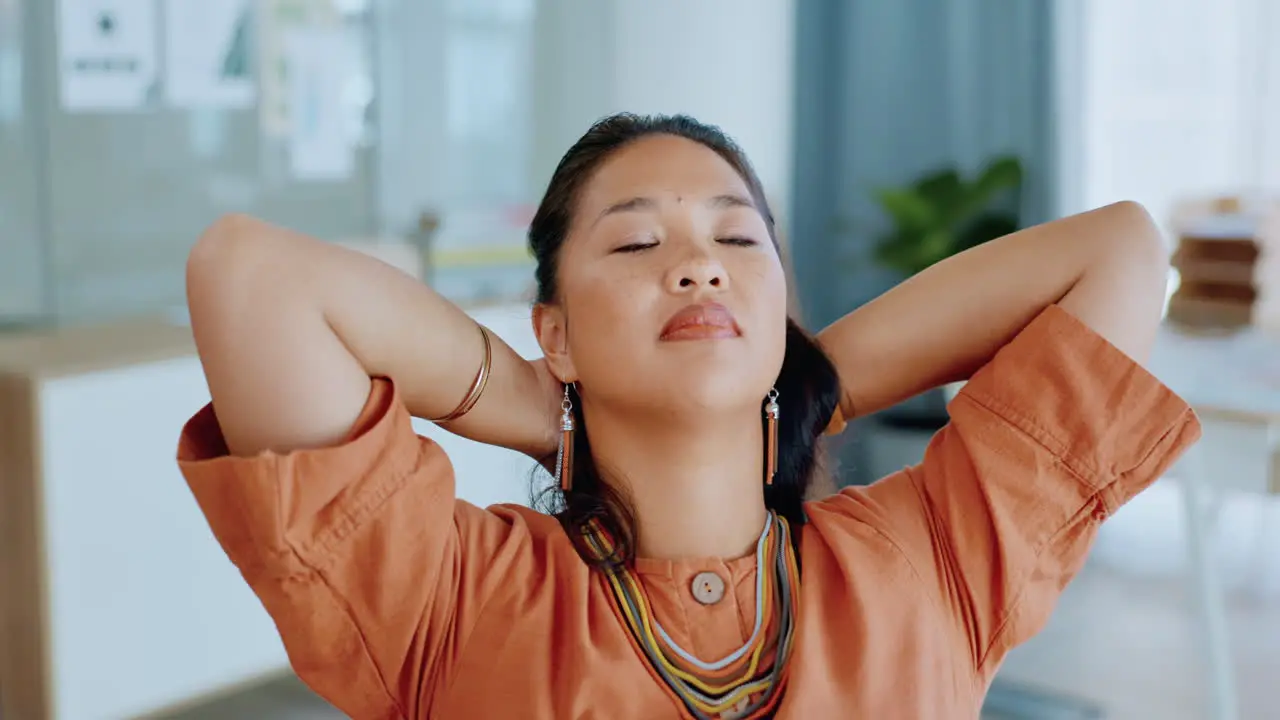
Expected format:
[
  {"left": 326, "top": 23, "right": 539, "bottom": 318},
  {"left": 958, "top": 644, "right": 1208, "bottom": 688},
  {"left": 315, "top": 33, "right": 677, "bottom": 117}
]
[
  {"left": 188, "top": 213, "right": 256, "bottom": 270},
  {"left": 1107, "top": 200, "right": 1170, "bottom": 270},
  {"left": 187, "top": 214, "right": 255, "bottom": 282},
  {"left": 1098, "top": 200, "right": 1171, "bottom": 292},
  {"left": 186, "top": 214, "right": 268, "bottom": 328}
]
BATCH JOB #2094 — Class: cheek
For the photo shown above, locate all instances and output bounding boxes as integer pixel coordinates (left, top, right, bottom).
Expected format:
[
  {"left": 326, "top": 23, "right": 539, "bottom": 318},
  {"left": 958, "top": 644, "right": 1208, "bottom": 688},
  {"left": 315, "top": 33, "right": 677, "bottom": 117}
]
[
  {"left": 742, "top": 255, "right": 789, "bottom": 321},
  {"left": 744, "top": 257, "right": 790, "bottom": 370},
  {"left": 561, "top": 266, "right": 655, "bottom": 364},
  {"left": 568, "top": 266, "right": 647, "bottom": 324}
]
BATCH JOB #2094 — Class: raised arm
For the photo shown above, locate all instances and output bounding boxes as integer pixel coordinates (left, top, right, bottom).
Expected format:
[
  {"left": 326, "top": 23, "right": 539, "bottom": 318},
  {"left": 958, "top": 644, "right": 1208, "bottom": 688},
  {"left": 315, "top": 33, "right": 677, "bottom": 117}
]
[
  {"left": 811, "top": 202, "right": 1199, "bottom": 683},
  {"left": 817, "top": 201, "right": 1169, "bottom": 423},
  {"left": 182, "top": 215, "right": 563, "bottom": 717},
  {"left": 186, "top": 213, "right": 558, "bottom": 458}
]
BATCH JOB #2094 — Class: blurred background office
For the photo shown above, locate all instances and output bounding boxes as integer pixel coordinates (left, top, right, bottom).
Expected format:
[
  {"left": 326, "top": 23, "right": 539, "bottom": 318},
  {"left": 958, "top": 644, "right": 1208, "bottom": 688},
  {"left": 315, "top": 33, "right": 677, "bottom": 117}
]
[{"left": 1, "top": 0, "right": 1278, "bottom": 718}]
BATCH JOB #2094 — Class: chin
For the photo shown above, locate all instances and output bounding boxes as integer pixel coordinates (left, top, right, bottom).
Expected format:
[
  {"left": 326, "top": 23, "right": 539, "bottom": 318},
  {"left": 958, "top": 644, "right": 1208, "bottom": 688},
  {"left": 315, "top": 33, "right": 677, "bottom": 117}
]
[
  {"left": 585, "top": 343, "right": 779, "bottom": 416},
  {"left": 661, "top": 366, "right": 773, "bottom": 414}
]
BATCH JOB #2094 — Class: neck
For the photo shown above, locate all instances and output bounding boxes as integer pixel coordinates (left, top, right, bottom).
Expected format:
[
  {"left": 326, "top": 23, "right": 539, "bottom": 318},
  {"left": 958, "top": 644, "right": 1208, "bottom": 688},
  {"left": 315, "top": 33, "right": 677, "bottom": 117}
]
[{"left": 582, "top": 402, "right": 769, "bottom": 561}]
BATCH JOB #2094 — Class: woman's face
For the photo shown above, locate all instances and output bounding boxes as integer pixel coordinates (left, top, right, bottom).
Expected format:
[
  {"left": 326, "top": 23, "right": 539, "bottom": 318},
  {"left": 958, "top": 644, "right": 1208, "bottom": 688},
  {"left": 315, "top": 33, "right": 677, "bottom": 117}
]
[{"left": 536, "top": 134, "right": 788, "bottom": 416}]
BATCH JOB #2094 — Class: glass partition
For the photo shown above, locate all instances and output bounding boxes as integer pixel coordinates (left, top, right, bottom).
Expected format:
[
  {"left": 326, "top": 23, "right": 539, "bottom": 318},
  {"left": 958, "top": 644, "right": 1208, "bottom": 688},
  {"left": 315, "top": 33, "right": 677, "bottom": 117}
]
[
  {"left": 0, "top": 0, "right": 46, "bottom": 322},
  {"left": 0, "top": 0, "right": 541, "bottom": 325},
  {"left": 41, "top": 0, "right": 377, "bottom": 322}
]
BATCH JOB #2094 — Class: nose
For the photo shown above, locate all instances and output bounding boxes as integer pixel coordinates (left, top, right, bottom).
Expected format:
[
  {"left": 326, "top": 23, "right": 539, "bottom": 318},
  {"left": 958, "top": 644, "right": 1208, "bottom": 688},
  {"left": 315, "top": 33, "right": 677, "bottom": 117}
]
[{"left": 665, "top": 250, "right": 728, "bottom": 293}]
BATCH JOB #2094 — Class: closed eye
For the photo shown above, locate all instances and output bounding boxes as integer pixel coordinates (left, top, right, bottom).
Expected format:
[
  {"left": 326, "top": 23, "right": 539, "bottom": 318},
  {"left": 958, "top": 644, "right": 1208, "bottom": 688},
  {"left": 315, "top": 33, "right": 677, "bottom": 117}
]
[
  {"left": 718, "top": 236, "right": 759, "bottom": 247},
  {"left": 614, "top": 241, "right": 659, "bottom": 253}
]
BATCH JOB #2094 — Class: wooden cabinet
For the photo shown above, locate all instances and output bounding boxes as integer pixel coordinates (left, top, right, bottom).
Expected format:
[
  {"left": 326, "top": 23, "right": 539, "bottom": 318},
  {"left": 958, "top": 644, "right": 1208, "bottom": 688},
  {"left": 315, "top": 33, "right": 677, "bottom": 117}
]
[{"left": 0, "top": 303, "right": 541, "bottom": 720}]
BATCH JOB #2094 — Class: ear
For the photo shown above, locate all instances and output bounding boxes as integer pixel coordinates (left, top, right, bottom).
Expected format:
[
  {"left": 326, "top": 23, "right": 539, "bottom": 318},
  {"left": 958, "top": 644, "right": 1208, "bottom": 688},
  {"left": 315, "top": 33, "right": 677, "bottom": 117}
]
[{"left": 532, "top": 303, "right": 577, "bottom": 383}]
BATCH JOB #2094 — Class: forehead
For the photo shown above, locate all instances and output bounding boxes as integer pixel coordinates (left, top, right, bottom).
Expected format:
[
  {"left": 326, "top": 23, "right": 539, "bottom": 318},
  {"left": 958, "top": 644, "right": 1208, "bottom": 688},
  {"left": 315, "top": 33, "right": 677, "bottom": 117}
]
[{"left": 575, "top": 134, "right": 755, "bottom": 214}]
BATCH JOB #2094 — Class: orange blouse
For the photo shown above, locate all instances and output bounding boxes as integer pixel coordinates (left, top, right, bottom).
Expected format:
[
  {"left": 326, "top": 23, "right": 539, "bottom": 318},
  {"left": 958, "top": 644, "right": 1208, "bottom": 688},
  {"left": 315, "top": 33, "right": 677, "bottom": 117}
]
[{"left": 177, "top": 306, "right": 1200, "bottom": 719}]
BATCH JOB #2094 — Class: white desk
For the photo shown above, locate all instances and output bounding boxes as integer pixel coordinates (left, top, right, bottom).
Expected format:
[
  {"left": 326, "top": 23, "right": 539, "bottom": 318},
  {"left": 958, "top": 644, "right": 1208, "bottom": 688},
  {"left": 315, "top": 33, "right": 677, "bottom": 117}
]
[{"left": 1149, "top": 324, "right": 1280, "bottom": 720}]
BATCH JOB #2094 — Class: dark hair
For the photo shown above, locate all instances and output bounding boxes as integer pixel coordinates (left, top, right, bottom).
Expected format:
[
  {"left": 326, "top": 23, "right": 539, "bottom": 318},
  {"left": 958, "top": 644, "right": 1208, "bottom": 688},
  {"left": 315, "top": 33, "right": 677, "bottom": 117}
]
[{"left": 529, "top": 113, "right": 841, "bottom": 568}]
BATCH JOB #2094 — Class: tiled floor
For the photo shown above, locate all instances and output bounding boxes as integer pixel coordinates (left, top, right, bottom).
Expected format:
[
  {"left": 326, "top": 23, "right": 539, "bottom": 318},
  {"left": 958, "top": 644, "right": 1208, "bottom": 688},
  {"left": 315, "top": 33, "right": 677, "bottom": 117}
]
[{"left": 169, "top": 481, "right": 1280, "bottom": 719}]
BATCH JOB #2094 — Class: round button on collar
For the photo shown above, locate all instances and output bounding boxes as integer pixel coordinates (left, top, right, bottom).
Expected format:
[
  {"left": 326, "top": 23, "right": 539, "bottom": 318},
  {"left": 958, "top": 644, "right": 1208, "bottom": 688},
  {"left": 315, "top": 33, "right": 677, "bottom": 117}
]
[{"left": 691, "top": 571, "right": 726, "bottom": 605}]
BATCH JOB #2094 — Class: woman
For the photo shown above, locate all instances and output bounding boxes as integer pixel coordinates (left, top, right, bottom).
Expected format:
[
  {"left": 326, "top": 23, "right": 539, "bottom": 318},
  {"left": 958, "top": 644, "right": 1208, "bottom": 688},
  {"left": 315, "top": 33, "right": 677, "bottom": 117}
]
[{"left": 179, "top": 114, "right": 1199, "bottom": 719}]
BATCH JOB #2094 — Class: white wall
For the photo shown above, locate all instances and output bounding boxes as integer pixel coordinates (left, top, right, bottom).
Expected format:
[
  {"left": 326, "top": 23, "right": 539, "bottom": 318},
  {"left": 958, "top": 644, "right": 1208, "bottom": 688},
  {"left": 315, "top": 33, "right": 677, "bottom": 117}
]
[
  {"left": 1055, "top": 0, "right": 1280, "bottom": 225},
  {"left": 611, "top": 1, "right": 796, "bottom": 217},
  {"left": 532, "top": 0, "right": 797, "bottom": 219},
  {"left": 374, "top": 1, "right": 797, "bottom": 237}
]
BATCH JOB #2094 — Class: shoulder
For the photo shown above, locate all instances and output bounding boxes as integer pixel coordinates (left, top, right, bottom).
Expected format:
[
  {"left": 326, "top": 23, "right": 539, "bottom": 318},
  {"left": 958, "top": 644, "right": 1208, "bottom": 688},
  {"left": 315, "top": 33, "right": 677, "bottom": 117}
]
[
  {"left": 802, "top": 484, "right": 929, "bottom": 584},
  {"left": 472, "top": 503, "right": 573, "bottom": 548},
  {"left": 461, "top": 503, "right": 587, "bottom": 578}
]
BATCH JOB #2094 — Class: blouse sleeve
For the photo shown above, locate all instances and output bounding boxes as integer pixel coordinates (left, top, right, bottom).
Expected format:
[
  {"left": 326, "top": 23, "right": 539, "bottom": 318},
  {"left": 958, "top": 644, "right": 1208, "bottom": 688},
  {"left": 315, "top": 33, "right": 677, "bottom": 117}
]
[
  {"left": 829, "top": 305, "right": 1200, "bottom": 680},
  {"left": 177, "top": 378, "right": 531, "bottom": 719}
]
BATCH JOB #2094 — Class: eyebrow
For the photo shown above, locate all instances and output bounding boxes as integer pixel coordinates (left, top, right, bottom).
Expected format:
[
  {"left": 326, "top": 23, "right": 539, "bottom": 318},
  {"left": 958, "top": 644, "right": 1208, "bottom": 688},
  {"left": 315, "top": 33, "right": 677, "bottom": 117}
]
[
  {"left": 592, "top": 193, "right": 756, "bottom": 228},
  {"left": 707, "top": 193, "right": 755, "bottom": 210}
]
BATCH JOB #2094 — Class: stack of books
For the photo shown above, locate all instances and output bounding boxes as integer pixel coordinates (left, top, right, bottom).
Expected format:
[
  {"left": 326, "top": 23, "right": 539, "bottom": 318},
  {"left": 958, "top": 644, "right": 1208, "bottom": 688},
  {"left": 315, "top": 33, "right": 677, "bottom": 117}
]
[{"left": 1168, "top": 197, "right": 1276, "bottom": 333}]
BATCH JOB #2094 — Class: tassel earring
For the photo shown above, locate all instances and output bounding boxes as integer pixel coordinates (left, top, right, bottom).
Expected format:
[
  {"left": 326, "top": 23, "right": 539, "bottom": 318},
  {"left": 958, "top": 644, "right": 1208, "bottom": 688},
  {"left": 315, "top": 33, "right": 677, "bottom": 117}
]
[
  {"left": 555, "top": 384, "right": 576, "bottom": 491},
  {"left": 764, "top": 388, "right": 779, "bottom": 485}
]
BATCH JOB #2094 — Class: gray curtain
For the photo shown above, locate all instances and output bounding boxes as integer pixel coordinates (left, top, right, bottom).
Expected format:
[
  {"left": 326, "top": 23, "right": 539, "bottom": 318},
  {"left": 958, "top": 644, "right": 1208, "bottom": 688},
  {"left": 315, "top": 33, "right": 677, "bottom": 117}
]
[
  {"left": 789, "top": 11, "right": 1110, "bottom": 715},
  {"left": 790, "top": 0, "right": 1057, "bottom": 486},
  {"left": 791, "top": 0, "right": 1057, "bottom": 325}
]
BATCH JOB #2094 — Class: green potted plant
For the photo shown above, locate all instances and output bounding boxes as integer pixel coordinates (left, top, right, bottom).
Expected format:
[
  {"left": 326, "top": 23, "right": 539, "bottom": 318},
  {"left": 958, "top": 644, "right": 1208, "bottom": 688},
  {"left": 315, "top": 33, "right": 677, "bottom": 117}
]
[
  {"left": 872, "top": 155, "right": 1024, "bottom": 428},
  {"left": 871, "top": 155, "right": 1023, "bottom": 277}
]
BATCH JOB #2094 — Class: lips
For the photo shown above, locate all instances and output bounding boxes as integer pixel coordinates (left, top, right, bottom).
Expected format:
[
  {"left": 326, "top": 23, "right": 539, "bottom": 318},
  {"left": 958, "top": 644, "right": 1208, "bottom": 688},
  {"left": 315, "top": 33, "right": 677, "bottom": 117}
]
[{"left": 660, "top": 302, "right": 742, "bottom": 341}]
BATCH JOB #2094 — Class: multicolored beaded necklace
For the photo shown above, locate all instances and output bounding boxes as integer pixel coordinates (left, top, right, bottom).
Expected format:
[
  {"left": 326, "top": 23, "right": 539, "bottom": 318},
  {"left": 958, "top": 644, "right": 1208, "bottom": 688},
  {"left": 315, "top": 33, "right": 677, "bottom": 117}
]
[{"left": 583, "top": 511, "right": 801, "bottom": 719}]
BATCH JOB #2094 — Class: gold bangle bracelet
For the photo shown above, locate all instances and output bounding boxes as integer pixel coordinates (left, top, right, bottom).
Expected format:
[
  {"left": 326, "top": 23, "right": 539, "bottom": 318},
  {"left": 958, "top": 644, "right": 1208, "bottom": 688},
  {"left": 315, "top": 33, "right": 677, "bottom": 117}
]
[{"left": 430, "top": 324, "right": 493, "bottom": 423}]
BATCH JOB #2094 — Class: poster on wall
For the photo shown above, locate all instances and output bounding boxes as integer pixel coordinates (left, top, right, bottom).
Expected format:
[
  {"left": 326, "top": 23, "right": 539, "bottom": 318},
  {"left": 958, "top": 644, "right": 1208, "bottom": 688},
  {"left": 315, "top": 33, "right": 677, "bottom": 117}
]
[
  {"left": 259, "top": 0, "right": 338, "bottom": 137},
  {"left": 57, "top": 0, "right": 159, "bottom": 111},
  {"left": 285, "top": 27, "right": 353, "bottom": 181},
  {"left": 162, "top": 0, "right": 255, "bottom": 109}
]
